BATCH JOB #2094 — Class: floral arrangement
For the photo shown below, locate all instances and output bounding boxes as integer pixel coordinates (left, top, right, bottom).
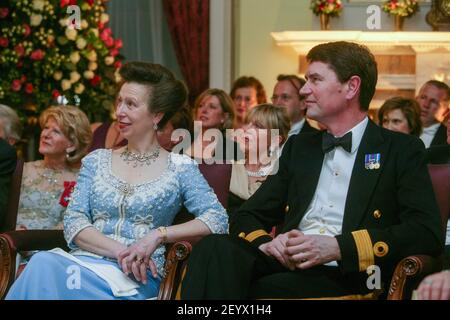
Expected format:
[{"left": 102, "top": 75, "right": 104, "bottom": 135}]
[
  {"left": 382, "top": 0, "right": 419, "bottom": 17},
  {"left": 0, "top": 0, "right": 124, "bottom": 122},
  {"left": 310, "top": 0, "right": 343, "bottom": 17}
]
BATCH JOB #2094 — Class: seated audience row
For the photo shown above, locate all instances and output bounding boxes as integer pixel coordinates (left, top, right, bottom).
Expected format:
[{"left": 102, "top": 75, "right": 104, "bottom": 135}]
[
  {"left": 1, "top": 53, "right": 448, "bottom": 299},
  {"left": 5, "top": 61, "right": 228, "bottom": 300}
]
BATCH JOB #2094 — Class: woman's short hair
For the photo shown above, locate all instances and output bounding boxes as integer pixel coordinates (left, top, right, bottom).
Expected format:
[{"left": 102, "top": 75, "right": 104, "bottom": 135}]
[
  {"left": 193, "top": 88, "right": 236, "bottom": 130},
  {"left": 230, "top": 76, "right": 267, "bottom": 104},
  {"left": 245, "top": 104, "right": 291, "bottom": 144},
  {"left": 378, "top": 97, "right": 422, "bottom": 136},
  {"left": 39, "top": 105, "right": 93, "bottom": 164},
  {"left": 0, "top": 104, "right": 22, "bottom": 143},
  {"left": 118, "top": 61, "right": 188, "bottom": 129}
]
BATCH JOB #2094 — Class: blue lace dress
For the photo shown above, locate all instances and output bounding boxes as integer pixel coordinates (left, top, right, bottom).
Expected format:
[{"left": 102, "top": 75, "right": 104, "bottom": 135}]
[{"left": 6, "top": 149, "right": 228, "bottom": 300}]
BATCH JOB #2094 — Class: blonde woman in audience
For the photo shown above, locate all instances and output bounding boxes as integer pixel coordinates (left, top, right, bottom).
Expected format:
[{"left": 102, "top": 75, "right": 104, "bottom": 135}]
[
  {"left": 228, "top": 104, "right": 290, "bottom": 217},
  {"left": 189, "top": 88, "right": 240, "bottom": 162},
  {"left": 16, "top": 105, "right": 92, "bottom": 231}
]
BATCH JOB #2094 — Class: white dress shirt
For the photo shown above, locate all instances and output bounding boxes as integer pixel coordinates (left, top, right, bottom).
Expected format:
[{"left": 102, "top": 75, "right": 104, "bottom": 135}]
[
  {"left": 420, "top": 122, "right": 441, "bottom": 148},
  {"left": 298, "top": 117, "right": 369, "bottom": 266},
  {"left": 288, "top": 118, "right": 306, "bottom": 137}
]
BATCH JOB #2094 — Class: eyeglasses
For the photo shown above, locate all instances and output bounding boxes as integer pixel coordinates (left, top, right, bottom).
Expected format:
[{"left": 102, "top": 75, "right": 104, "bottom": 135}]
[{"left": 271, "top": 94, "right": 293, "bottom": 102}]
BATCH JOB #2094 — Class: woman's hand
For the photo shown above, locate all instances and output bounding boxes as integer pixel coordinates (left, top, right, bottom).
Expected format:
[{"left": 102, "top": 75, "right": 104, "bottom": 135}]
[
  {"left": 117, "top": 229, "right": 164, "bottom": 284},
  {"left": 416, "top": 270, "right": 450, "bottom": 300}
]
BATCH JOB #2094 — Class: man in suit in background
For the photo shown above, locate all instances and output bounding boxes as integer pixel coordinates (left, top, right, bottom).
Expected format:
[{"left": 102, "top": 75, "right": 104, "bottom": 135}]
[
  {"left": 179, "top": 41, "right": 442, "bottom": 299},
  {"left": 426, "top": 115, "right": 450, "bottom": 164},
  {"left": 271, "top": 74, "right": 318, "bottom": 137},
  {"left": 0, "top": 138, "right": 17, "bottom": 228},
  {"left": 417, "top": 80, "right": 449, "bottom": 148}
]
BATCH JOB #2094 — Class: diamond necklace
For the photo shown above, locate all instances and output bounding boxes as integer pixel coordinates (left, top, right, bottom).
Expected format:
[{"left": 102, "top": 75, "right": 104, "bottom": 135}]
[{"left": 120, "top": 146, "right": 161, "bottom": 168}]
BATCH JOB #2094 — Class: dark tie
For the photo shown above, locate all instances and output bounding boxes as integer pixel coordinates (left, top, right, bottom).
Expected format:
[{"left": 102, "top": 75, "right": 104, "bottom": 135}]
[{"left": 322, "top": 131, "right": 352, "bottom": 153}]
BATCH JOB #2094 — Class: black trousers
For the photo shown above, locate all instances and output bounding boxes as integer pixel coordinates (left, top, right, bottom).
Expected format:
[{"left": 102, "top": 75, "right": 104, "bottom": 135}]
[{"left": 180, "top": 234, "right": 371, "bottom": 299}]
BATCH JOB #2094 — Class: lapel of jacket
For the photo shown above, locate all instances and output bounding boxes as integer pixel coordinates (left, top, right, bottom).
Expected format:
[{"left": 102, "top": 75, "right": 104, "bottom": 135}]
[
  {"left": 342, "top": 120, "right": 390, "bottom": 233},
  {"left": 300, "top": 120, "right": 318, "bottom": 134},
  {"left": 283, "top": 132, "right": 324, "bottom": 231},
  {"left": 430, "top": 123, "right": 446, "bottom": 146}
]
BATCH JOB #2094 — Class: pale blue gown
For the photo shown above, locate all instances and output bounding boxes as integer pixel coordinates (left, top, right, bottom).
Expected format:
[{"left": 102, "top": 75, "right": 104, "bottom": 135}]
[{"left": 6, "top": 149, "right": 228, "bottom": 300}]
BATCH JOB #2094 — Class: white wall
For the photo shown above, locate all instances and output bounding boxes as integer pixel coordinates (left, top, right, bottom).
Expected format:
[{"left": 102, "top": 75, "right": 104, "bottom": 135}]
[{"left": 234, "top": 0, "right": 434, "bottom": 95}]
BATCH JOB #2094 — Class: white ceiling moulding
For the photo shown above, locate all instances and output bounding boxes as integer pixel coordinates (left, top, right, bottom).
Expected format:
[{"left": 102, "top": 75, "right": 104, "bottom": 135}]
[
  {"left": 271, "top": 31, "right": 450, "bottom": 55},
  {"left": 377, "top": 74, "right": 416, "bottom": 90}
]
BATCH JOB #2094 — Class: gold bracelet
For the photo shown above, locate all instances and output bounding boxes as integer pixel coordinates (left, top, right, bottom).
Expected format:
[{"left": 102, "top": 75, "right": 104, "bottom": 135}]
[{"left": 157, "top": 226, "right": 168, "bottom": 244}]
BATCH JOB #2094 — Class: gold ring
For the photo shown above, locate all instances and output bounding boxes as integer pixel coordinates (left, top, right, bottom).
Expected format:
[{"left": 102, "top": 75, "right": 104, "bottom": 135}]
[{"left": 136, "top": 257, "right": 144, "bottom": 264}]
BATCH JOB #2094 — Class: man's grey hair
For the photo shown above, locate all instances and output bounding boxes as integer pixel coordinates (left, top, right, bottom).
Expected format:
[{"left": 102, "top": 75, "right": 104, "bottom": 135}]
[{"left": 0, "top": 104, "right": 22, "bottom": 142}]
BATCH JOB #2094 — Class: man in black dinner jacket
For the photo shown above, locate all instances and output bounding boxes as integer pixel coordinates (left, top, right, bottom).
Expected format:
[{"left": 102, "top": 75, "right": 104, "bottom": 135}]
[
  {"left": 0, "top": 138, "right": 17, "bottom": 228},
  {"left": 179, "top": 41, "right": 442, "bottom": 299}
]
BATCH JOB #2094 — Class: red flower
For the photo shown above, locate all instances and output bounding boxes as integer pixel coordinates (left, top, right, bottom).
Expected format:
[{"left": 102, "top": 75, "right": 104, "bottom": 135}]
[
  {"left": 30, "top": 49, "right": 45, "bottom": 61},
  {"left": 115, "top": 39, "right": 123, "bottom": 49},
  {"left": 98, "top": 21, "right": 105, "bottom": 30},
  {"left": 110, "top": 48, "right": 119, "bottom": 57},
  {"left": 114, "top": 61, "right": 122, "bottom": 69},
  {"left": 86, "top": 0, "right": 94, "bottom": 5},
  {"left": 0, "top": 37, "right": 8, "bottom": 47},
  {"left": 25, "top": 83, "right": 34, "bottom": 94},
  {"left": 0, "top": 7, "right": 9, "bottom": 19},
  {"left": 104, "top": 37, "right": 114, "bottom": 48},
  {"left": 100, "top": 28, "right": 112, "bottom": 42},
  {"left": 14, "top": 44, "right": 25, "bottom": 57},
  {"left": 20, "top": 75, "right": 27, "bottom": 83},
  {"left": 23, "top": 24, "right": 31, "bottom": 37},
  {"left": 52, "top": 89, "right": 61, "bottom": 99},
  {"left": 11, "top": 80, "right": 22, "bottom": 92},
  {"left": 59, "top": 181, "right": 77, "bottom": 207},
  {"left": 60, "top": 0, "right": 77, "bottom": 8},
  {"left": 90, "top": 75, "right": 102, "bottom": 86}
]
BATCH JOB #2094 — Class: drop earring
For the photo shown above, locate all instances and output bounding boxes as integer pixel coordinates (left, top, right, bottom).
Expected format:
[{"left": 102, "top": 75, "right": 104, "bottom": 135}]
[{"left": 153, "top": 123, "right": 158, "bottom": 130}]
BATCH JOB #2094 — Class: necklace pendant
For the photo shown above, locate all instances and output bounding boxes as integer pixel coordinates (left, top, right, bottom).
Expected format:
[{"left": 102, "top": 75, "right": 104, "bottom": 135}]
[{"left": 120, "top": 183, "right": 134, "bottom": 196}]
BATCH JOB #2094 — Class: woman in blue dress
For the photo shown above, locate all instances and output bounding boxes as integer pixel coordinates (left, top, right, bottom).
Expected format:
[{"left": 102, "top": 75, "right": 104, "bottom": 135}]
[{"left": 6, "top": 62, "right": 228, "bottom": 300}]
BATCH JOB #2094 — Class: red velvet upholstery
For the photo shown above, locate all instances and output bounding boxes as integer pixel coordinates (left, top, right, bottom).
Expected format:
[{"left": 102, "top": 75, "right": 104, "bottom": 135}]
[
  {"left": 198, "top": 162, "right": 231, "bottom": 209},
  {"left": 387, "top": 164, "right": 450, "bottom": 300},
  {"left": 158, "top": 162, "right": 231, "bottom": 300},
  {"left": 427, "top": 164, "right": 450, "bottom": 235}
]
